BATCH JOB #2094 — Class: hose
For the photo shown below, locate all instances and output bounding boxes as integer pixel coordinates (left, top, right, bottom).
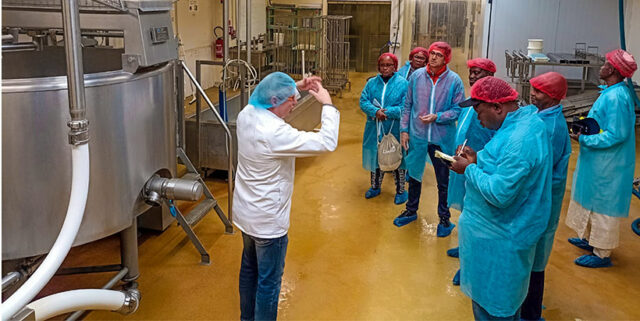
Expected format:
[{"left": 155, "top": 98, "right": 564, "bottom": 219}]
[
  {"left": 26, "top": 289, "right": 126, "bottom": 321},
  {"left": 1, "top": 144, "right": 90, "bottom": 321}
]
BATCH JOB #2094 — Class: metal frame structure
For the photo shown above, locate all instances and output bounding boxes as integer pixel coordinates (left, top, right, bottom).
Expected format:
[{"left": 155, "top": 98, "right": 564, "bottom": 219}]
[{"left": 322, "top": 15, "right": 352, "bottom": 96}]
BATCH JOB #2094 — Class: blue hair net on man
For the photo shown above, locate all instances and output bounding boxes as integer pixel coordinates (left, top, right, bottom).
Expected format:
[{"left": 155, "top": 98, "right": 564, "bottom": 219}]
[{"left": 249, "top": 72, "right": 298, "bottom": 109}]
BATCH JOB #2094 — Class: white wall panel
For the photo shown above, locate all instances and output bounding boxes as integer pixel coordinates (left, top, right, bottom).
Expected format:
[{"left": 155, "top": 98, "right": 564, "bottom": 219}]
[{"left": 485, "top": 0, "right": 619, "bottom": 81}]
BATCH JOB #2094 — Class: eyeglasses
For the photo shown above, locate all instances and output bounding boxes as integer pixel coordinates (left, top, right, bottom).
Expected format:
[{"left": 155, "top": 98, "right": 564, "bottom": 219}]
[
  {"left": 412, "top": 55, "right": 427, "bottom": 61},
  {"left": 379, "top": 63, "right": 395, "bottom": 68},
  {"left": 430, "top": 51, "right": 444, "bottom": 58}
]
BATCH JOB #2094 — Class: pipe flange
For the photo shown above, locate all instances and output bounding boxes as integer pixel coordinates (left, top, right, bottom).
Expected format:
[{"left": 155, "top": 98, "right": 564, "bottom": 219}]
[
  {"left": 117, "top": 289, "right": 141, "bottom": 315},
  {"left": 68, "top": 120, "right": 90, "bottom": 145},
  {"left": 68, "top": 119, "right": 89, "bottom": 130}
]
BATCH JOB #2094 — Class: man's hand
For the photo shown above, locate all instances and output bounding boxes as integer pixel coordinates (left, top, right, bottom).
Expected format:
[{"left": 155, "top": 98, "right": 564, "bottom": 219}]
[
  {"left": 419, "top": 114, "right": 438, "bottom": 124},
  {"left": 451, "top": 156, "right": 470, "bottom": 174},
  {"left": 308, "top": 85, "right": 333, "bottom": 105},
  {"left": 570, "top": 132, "right": 581, "bottom": 142},
  {"left": 459, "top": 146, "right": 477, "bottom": 164},
  {"left": 401, "top": 132, "right": 409, "bottom": 151},
  {"left": 296, "top": 76, "right": 322, "bottom": 92},
  {"left": 376, "top": 109, "right": 388, "bottom": 120}
]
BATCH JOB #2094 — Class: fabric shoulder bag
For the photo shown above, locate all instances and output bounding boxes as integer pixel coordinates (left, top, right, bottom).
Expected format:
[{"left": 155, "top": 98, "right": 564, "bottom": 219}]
[{"left": 377, "top": 120, "right": 402, "bottom": 171}]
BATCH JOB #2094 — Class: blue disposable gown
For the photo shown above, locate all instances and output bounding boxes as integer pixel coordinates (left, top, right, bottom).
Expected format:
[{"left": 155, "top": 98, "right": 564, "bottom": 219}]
[
  {"left": 572, "top": 82, "right": 636, "bottom": 217},
  {"left": 447, "top": 106, "right": 495, "bottom": 211},
  {"left": 459, "top": 105, "right": 553, "bottom": 317},
  {"left": 397, "top": 61, "right": 414, "bottom": 79},
  {"left": 532, "top": 104, "right": 571, "bottom": 271},
  {"left": 360, "top": 72, "right": 409, "bottom": 172},
  {"left": 400, "top": 67, "right": 465, "bottom": 181}
]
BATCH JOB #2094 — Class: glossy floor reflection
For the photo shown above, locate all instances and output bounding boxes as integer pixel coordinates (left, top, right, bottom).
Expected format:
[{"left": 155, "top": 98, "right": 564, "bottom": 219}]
[{"left": 40, "top": 71, "right": 640, "bottom": 320}]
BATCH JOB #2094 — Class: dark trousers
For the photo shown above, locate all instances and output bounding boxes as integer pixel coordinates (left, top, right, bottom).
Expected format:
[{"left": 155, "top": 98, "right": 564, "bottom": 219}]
[
  {"left": 239, "top": 232, "right": 288, "bottom": 321},
  {"left": 520, "top": 271, "right": 545, "bottom": 321},
  {"left": 472, "top": 301, "right": 521, "bottom": 321},
  {"left": 406, "top": 144, "right": 451, "bottom": 222}
]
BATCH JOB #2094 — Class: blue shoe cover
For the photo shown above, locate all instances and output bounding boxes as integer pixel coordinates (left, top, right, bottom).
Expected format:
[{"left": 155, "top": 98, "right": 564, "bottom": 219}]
[
  {"left": 452, "top": 269, "right": 460, "bottom": 286},
  {"left": 446, "top": 247, "right": 459, "bottom": 258},
  {"left": 393, "top": 210, "right": 417, "bottom": 227},
  {"left": 394, "top": 191, "right": 408, "bottom": 205},
  {"left": 365, "top": 188, "right": 381, "bottom": 199},
  {"left": 568, "top": 237, "right": 593, "bottom": 251},
  {"left": 437, "top": 222, "right": 456, "bottom": 237},
  {"left": 574, "top": 254, "right": 612, "bottom": 268}
]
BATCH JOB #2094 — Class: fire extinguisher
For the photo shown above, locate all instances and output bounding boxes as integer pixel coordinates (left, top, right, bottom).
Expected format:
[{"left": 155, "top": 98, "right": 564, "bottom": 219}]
[{"left": 213, "top": 26, "right": 224, "bottom": 59}]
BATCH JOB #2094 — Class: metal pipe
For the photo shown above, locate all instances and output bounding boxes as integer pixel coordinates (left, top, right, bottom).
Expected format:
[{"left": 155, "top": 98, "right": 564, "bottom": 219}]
[
  {"left": 120, "top": 220, "right": 139, "bottom": 283},
  {"left": 62, "top": 0, "right": 89, "bottom": 145},
  {"left": 236, "top": 0, "right": 240, "bottom": 61},
  {"left": 181, "top": 61, "right": 234, "bottom": 223},
  {"left": 2, "top": 272, "right": 22, "bottom": 291},
  {"left": 55, "top": 264, "right": 122, "bottom": 276},
  {"left": 246, "top": 0, "right": 251, "bottom": 65},
  {"left": 223, "top": 0, "right": 229, "bottom": 63},
  {"left": 64, "top": 268, "right": 129, "bottom": 321},
  {"left": 176, "top": 61, "right": 185, "bottom": 149},
  {"left": 195, "top": 60, "right": 202, "bottom": 169},
  {"left": 246, "top": 0, "right": 252, "bottom": 96},
  {"left": 1, "top": 42, "right": 37, "bottom": 52}
]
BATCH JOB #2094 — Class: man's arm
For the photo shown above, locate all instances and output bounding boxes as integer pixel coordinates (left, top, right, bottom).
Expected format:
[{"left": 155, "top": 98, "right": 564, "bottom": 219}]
[
  {"left": 464, "top": 150, "right": 532, "bottom": 209},
  {"left": 267, "top": 87, "right": 340, "bottom": 157}
]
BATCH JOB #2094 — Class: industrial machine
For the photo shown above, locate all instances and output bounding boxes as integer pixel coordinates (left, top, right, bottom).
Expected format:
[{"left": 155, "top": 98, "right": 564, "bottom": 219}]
[{"left": 2, "top": 0, "right": 234, "bottom": 319}]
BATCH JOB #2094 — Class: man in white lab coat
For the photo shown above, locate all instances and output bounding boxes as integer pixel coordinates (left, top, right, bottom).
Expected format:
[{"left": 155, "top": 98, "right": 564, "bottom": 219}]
[{"left": 233, "top": 72, "right": 340, "bottom": 321}]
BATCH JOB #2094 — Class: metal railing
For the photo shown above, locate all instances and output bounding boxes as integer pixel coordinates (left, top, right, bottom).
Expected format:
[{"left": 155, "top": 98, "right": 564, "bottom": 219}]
[{"left": 180, "top": 60, "right": 234, "bottom": 224}]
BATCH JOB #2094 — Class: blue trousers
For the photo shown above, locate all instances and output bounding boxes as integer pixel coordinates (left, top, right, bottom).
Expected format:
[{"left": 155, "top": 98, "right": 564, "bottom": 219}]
[
  {"left": 406, "top": 144, "right": 451, "bottom": 221},
  {"left": 239, "top": 232, "right": 288, "bottom": 321},
  {"left": 472, "top": 301, "right": 521, "bottom": 321}
]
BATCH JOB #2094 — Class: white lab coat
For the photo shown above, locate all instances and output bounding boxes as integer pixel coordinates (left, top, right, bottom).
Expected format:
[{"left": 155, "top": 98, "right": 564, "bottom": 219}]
[{"left": 232, "top": 104, "right": 340, "bottom": 238}]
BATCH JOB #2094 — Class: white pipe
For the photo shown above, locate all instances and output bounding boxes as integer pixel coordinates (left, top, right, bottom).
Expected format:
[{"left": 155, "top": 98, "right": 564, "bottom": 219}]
[
  {"left": 26, "top": 289, "right": 125, "bottom": 321},
  {"left": 2, "top": 144, "right": 90, "bottom": 321}
]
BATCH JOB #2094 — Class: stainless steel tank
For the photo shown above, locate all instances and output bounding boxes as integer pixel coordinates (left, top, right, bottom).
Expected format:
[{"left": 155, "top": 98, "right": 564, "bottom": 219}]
[{"left": 2, "top": 50, "right": 177, "bottom": 260}]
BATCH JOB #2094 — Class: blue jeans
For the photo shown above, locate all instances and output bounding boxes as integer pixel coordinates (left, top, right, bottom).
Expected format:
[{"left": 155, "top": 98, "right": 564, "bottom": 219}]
[
  {"left": 239, "top": 232, "right": 288, "bottom": 321},
  {"left": 472, "top": 301, "right": 520, "bottom": 321}
]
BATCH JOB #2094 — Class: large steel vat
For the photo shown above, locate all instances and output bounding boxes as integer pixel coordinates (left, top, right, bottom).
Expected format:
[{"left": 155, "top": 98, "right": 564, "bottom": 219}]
[{"left": 2, "top": 53, "right": 177, "bottom": 260}]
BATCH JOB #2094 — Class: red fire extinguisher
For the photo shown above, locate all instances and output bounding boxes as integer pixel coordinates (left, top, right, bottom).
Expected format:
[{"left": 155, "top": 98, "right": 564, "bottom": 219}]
[{"left": 213, "top": 26, "right": 224, "bottom": 59}]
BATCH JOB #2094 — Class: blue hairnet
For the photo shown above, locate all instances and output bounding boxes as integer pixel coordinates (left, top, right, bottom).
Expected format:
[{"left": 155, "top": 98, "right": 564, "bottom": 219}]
[{"left": 249, "top": 72, "right": 297, "bottom": 109}]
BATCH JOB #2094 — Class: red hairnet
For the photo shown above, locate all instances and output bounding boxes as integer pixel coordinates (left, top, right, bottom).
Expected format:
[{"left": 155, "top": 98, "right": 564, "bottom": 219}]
[
  {"left": 428, "top": 42, "right": 452, "bottom": 64},
  {"left": 409, "top": 47, "right": 428, "bottom": 60},
  {"left": 378, "top": 52, "right": 399, "bottom": 71},
  {"left": 470, "top": 76, "right": 519, "bottom": 103},
  {"left": 529, "top": 72, "right": 568, "bottom": 100},
  {"left": 606, "top": 49, "right": 637, "bottom": 78},
  {"left": 467, "top": 58, "right": 497, "bottom": 74}
]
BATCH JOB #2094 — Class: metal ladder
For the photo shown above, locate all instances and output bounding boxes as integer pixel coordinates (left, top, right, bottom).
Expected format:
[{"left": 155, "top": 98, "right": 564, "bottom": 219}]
[{"left": 169, "top": 60, "right": 235, "bottom": 265}]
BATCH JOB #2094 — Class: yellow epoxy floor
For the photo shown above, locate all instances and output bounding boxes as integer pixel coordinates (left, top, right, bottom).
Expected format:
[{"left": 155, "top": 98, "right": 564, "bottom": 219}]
[{"left": 41, "top": 72, "right": 640, "bottom": 320}]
